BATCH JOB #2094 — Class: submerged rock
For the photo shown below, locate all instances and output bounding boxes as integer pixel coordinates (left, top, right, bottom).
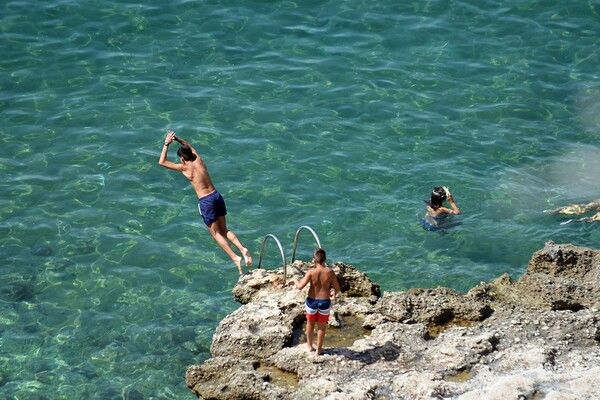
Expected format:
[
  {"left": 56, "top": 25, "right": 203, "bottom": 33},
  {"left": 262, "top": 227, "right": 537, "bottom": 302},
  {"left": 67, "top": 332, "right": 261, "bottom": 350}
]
[
  {"left": 186, "top": 243, "right": 600, "bottom": 399},
  {"left": 31, "top": 244, "right": 53, "bottom": 257}
]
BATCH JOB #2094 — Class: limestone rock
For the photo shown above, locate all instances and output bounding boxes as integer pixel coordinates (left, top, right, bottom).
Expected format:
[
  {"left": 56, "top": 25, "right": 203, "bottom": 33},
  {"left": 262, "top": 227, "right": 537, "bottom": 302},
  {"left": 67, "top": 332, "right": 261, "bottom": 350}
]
[
  {"left": 186, "top": 242, "right": 600, "bottom": 400},
  {"left": 470, "top": 241, "right": 600, "bottom": 310},
  {"left": 210, "top": 300, "right": 294, "bottom": 359}
]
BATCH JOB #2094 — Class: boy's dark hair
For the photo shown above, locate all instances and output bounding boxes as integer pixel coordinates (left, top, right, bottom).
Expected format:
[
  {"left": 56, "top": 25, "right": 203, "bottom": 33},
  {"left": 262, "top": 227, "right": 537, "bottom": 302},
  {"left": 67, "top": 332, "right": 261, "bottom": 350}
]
[
  {"left": 177, "top": 145, "right": 197, "bottom": 162},
  {"left": 313, "top": 248, "right": 327, "bottom": 264},
  {"left": 430, "top": 187, "right": 447, "bottom": 210}
]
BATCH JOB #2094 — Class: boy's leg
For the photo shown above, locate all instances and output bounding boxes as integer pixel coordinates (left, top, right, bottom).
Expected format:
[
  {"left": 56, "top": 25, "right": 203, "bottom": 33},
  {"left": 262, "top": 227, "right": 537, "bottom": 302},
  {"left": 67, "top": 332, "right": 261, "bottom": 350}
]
[
  {"left": 216, "top": 216, "right": 253, "bottom": 267},
  {"left": 316, "top": 321, "right": 328, "bottom": 355},
  {"left": 305, "top": 319, "right": 316, "bottom": 352},
  {"left": 207, "top": 220, "right": 244, "bottom": 273}
]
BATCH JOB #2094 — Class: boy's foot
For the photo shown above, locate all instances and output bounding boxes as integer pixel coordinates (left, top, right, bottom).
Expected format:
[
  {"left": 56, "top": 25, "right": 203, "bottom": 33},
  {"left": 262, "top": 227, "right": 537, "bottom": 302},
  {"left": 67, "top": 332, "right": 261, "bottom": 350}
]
[
  {"left": 234, "top": 256, "right": 243, "bottom": 274},
  {"left": 305, "top": 343, "right": 315, "bottom": 352},
  {"left": 242, "top": 248, "right": 253, "bottom": 267}
]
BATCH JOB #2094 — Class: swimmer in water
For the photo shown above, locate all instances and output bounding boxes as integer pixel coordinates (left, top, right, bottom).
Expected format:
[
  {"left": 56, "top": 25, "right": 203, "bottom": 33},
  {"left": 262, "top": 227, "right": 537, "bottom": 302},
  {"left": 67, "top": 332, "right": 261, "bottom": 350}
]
[
  {"left": 423, "top": 186, "right": 461, "bottom": 229},
  {"left": 544, "top": 198, "right": 600, "bottom": 225}
]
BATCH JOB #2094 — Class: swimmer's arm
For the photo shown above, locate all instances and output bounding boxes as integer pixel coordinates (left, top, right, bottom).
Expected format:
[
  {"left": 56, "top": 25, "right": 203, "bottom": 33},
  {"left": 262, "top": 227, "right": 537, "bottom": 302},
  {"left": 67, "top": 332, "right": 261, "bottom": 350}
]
[
  {"left": 447, "top": 194, "right": 461, "bottom": 215},
  {"left": 158, "top": 131, "right": 184, "bottom": 171}
]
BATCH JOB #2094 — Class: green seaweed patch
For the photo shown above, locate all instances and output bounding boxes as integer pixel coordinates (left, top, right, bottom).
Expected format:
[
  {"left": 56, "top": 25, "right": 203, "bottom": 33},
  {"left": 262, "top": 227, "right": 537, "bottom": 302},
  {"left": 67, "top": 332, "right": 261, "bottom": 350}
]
[{"left": 443, "top": 369, "right": 474, "bottom": 383}]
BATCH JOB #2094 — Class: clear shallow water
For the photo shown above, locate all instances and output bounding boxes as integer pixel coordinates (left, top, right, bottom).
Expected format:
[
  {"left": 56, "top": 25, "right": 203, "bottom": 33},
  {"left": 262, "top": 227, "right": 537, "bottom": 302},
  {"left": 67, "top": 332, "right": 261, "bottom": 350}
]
[{"left": 1, "top": 0, "right": 600, "bottom": 398}]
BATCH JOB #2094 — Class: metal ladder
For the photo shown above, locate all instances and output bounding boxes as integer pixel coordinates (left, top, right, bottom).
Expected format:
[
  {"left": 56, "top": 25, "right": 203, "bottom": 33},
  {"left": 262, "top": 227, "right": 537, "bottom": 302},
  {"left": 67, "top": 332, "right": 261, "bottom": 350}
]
[{"left": 256, "top": 225, "right": 322, "bottom": 281}]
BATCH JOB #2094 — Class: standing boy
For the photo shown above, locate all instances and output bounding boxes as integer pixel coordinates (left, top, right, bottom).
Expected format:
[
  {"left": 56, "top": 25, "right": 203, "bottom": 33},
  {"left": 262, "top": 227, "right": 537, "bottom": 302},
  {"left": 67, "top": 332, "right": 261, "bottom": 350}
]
[
  {"left": 288, "top": 248, "right": 341, "bottom": 355},
  {"left": 158, "top": 131, "right": 252, "bottom": 274}
]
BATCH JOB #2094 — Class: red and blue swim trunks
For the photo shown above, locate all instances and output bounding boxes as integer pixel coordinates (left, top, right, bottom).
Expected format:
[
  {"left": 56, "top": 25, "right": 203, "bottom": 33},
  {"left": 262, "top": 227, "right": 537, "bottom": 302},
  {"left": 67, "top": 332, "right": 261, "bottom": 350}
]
[
  {"left": 305, "top": 297, "right": 331, "bottom": 323},
  {"left": 198, "top": 191, "right": 227, "bottom": 226}
]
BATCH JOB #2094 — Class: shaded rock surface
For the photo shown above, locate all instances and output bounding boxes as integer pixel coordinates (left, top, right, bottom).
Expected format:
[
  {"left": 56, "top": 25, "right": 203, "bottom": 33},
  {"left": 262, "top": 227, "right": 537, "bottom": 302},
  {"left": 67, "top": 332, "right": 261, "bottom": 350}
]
[{"left": 186, "top": 242, "right": 600, "bottom": 399}]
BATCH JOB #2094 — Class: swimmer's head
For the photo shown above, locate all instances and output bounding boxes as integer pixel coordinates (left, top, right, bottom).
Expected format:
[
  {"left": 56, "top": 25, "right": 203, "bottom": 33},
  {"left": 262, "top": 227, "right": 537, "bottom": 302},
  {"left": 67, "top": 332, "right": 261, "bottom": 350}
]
[
  {"left": 430, "top": 186, "right": 447, "bottom": 209},
  {"left": 177, "top": 145, "right": 197, "bottom": 162}
]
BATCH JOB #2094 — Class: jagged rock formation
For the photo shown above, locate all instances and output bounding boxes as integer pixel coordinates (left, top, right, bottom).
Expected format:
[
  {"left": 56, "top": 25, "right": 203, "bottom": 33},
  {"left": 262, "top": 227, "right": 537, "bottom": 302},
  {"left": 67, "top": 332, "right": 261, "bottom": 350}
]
[{"left": 186, "top": 242, "right": 600, "bottom": 399}]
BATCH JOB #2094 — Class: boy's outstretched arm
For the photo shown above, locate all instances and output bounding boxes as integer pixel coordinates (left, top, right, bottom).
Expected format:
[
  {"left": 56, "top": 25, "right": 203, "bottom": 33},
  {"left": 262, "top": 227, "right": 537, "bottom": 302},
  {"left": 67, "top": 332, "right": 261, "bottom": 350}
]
[
  {"left": 288, "top": 271, "right": 311, "bottom": 290},
  {"left": 174, "top": 135, "right": 189, "bottom": 146},
  {"left": 158, "top": 131, "right": 182, "bottom": 171}
]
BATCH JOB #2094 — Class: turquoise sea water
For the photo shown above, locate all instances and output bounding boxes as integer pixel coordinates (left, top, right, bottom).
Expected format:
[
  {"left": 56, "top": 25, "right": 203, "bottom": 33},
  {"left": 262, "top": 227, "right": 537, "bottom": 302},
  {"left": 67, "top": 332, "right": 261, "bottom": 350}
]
[{"left": 2, "top": 0, "right": 600, "bottom": 398}]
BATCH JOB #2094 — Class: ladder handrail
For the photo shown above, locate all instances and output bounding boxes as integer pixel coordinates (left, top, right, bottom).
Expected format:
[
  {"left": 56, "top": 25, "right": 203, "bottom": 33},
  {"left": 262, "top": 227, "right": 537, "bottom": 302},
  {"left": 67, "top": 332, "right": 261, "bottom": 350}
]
[
  {"left": 256, "top": 226, "right": 322, "bottom": 282},
  {"left": 257, "top": 234, "right": 287, "bottom": 280},
  {"left": 290, "top": 225, "right": 322, "bottom": 263}
]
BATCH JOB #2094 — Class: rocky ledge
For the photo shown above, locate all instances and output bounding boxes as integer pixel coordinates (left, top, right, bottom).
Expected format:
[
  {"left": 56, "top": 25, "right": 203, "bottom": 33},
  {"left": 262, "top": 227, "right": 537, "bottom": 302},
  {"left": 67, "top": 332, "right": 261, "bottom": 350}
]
[{"left": 186, "top": 242, "right": 600, "bottom": 399}]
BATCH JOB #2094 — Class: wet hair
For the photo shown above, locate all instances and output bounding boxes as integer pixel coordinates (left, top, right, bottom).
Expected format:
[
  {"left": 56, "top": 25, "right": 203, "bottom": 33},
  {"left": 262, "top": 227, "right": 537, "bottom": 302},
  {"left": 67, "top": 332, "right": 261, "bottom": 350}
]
[
  {"left": 177, "top": 145, "right": 197, "bottom": 162},
  {"left": 313, "top": 248, "right": 327, "bottom": 264},
  {"left": 430, "top": 187, "right": 447, "bottom": 210}
]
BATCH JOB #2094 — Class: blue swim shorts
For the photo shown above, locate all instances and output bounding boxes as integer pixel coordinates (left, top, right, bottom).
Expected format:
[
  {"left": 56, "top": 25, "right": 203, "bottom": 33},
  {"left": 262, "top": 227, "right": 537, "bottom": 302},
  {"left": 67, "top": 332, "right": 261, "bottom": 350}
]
[
  {"left": 198, "top": 191, "right": 227, "bottom": 226},
  {"left": 305, "top": 297, "right": 331, "bottom": 323}
]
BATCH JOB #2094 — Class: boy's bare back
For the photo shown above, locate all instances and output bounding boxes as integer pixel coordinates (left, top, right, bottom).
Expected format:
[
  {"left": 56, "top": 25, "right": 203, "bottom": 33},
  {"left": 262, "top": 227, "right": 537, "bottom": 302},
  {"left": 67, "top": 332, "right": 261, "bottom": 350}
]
[
  {"left": 307, "top": 267, "right": 338, "bottom": 300},
  {"left": 182, "top": 158, "right": 215, "bottom": 199}
]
